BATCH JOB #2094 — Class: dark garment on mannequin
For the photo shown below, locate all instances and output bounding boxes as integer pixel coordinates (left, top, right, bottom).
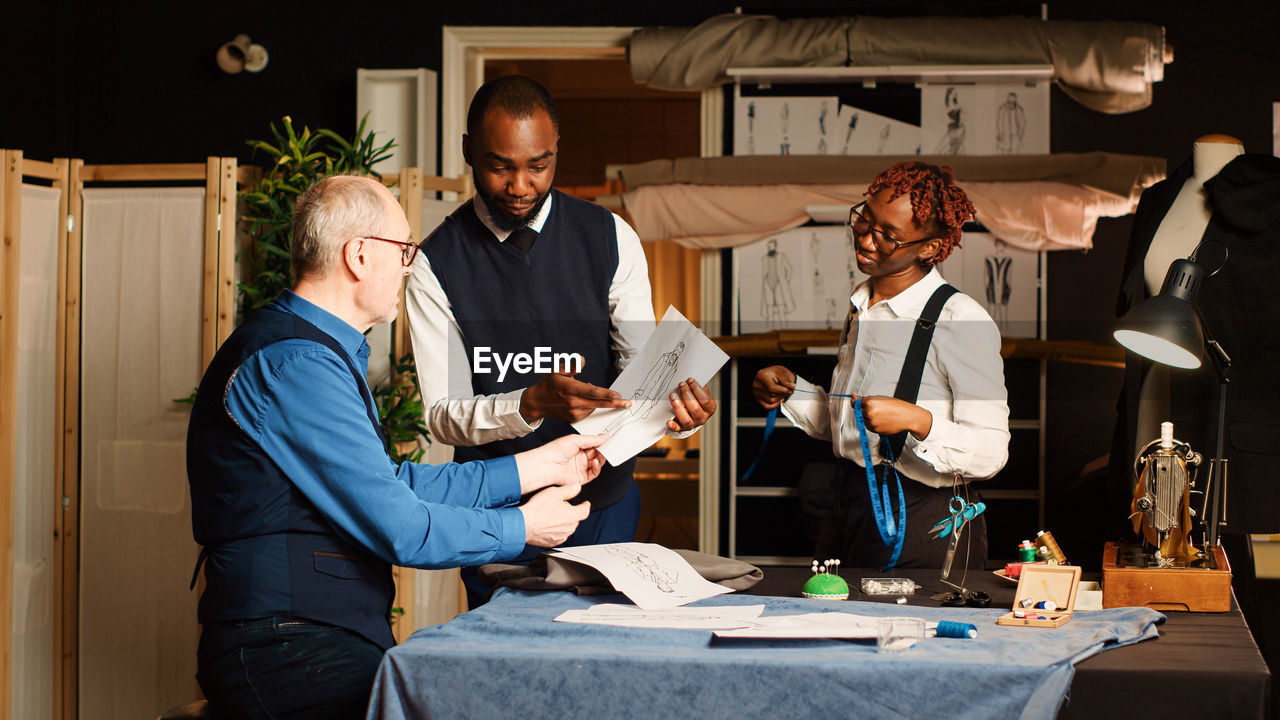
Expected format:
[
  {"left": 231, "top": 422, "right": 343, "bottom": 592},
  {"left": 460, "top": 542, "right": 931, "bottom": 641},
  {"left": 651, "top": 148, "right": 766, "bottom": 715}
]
[{"left": 1110, "top": 153, "right": 1280, "bottom": 535}]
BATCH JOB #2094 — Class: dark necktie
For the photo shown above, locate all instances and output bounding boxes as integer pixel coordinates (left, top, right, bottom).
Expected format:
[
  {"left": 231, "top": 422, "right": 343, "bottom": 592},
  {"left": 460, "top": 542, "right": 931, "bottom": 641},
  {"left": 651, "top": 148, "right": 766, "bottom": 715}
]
[{"left": 507, "top": 227, "right": 538, "bottom": 253}]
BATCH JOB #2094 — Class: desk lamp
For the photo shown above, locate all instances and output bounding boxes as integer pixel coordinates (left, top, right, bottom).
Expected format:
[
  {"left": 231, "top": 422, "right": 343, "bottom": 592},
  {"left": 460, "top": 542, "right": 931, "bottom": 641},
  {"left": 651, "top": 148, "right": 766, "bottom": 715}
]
[{"left": 1114, "top": 256, "right": 1231, "bottom": 547}]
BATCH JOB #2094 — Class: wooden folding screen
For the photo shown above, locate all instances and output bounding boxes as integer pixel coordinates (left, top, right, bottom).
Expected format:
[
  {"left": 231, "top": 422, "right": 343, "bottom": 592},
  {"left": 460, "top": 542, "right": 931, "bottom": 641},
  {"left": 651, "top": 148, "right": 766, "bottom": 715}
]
[
  {"left": 386, "top": 167, "right": 472, "bottom": 642},
  {"left": 1, "top": 151, "right": 75, "bottom": 720}
]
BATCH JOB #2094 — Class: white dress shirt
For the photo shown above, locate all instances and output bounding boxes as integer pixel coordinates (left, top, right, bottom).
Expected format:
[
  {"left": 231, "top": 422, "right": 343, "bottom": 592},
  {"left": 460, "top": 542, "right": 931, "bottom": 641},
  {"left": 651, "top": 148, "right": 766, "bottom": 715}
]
[
  {"left": 781, "top": 268, "right": 1010, "bottom": 488},
  {"left": 406, "top": 191, "right": 683, "bottom": 448}
]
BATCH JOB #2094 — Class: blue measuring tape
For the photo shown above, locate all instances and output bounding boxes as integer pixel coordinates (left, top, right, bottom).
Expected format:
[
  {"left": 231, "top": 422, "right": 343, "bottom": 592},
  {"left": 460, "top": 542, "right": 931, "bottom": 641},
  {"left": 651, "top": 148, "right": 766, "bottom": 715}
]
[
  {"left": 743, "top": 394, "right": 905, "bottom": 569},
  {"left": 854, "top": 397, "right": 906, "bottom": 570},
  {"left": 742, "top": 388, "right": 853, "bottom": 480}
]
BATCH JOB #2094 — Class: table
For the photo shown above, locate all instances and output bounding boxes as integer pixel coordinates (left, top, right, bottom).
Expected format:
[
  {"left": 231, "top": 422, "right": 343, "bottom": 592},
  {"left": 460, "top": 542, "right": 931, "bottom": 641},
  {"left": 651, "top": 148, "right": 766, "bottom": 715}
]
[
  {"left": 750, "top": 566, "right": 1272, "bottom": 720},
  {"left": 367, "top": 561, "right": 1273, "bottom": 720}
]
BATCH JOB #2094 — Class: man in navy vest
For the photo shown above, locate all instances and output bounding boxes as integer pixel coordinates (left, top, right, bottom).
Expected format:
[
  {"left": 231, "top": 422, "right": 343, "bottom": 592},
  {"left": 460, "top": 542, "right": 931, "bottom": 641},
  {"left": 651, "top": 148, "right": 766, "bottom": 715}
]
[
  {"left": 188, "top": 174, "right": 606, "bottom": 719},
  {"left": 406, "top": 75, "right": 717, "bottom": 604}
]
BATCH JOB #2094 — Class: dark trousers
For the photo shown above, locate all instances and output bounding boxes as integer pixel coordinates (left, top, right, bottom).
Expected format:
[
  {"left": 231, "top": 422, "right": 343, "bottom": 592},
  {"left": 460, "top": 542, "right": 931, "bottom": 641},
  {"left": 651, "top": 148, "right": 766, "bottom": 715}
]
[
  {"left": 197, "top": 617, "right": 384, "bottom": 720},
  {"left": 815, "top": 459, "right": 988, "bottom": 571},
  {"left": 462, "top": 479, "right": 643, "bottom": 607}
]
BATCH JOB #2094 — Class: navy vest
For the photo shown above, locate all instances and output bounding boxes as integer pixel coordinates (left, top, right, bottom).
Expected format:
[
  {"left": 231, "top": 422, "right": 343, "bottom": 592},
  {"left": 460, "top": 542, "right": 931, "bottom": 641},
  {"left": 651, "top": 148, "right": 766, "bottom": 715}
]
[
  {"left": 187, "top": 304, "right": 396, "bottom": 649},
  {"left": 424, "top": 190, "right": 636, "bottom": 509}
]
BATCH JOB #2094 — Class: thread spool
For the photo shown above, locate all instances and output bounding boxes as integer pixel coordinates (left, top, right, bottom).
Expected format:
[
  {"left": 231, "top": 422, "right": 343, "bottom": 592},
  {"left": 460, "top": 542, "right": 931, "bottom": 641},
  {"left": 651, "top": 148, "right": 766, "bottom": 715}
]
[
  {"left": 1017, "top": 540, "right": 1037, "bottom": 562},
  {"left": 1035, "top": 530, "right": 1067, "bottom": 565},
  {"left": 1035, "top": 600, "right": 1058, "bottom": 611},
  {"left": 935, "top": 620, "right": 978, "bottom": 639}
]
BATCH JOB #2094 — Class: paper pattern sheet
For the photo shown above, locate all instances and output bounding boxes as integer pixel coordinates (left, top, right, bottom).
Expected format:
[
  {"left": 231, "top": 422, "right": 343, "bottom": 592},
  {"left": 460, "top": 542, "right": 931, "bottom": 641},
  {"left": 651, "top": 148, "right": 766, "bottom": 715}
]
[
  {"left": 573, "top": 306, "right": 728, "bottom": 465},
  {"left": 715, "top": 614, "right": 943, "bottom": 639},
  {"left": 555, "top": 604, "right": 765, "bottom": 630},
  {"left": 549, "top": 543, "right": 733, "bottom": 610}
]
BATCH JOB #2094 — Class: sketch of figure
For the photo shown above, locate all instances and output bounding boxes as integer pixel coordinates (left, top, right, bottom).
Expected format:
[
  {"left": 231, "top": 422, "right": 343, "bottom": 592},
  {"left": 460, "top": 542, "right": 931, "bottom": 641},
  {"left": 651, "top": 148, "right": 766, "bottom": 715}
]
[
  {"left": 842, "top": 112, "right": 859, "bottom": 154},
  {"left": 605, "top": 545, "right": 679, "bottom": 593},
  {"left": 780, "top": 136, "right": 791, "bottom": 155},
  {"left": 604, "top": 342, "right": 685, "bottom": 436},
  {"left": 824, "top": 298, "right": 841, "bottom": 329},
  {"left": 983, "top": 240, "right": 1013, "bottom": 329},
  {"left": 996, "top": 92, "right": 1026, "bottom": 154},
  {"left": 747, "top": 101, "right": 756, "bottom": 134},
  {"left": 761, "top": 238, "right": 795, "bottom": 328},
  {"left": 877, "top": 124, "right": 892, "bottom": 154},
  {"left": 780, "top": 102, "right": 789, "bottom": 135},
  {"left": 745, "top": 135, "right": 755, "bottom": 155},
  {"left": 817, "top": 136, "right": 828, "bottom": 154},
  {"left": 934, "top": 87, "right": 966, "bottom": 155},
  {"left": 809, "top": 233, "right": 825, "bottom": 322},
  {"left": 818, "top": 101, "right": 829, "bottom": 135}
]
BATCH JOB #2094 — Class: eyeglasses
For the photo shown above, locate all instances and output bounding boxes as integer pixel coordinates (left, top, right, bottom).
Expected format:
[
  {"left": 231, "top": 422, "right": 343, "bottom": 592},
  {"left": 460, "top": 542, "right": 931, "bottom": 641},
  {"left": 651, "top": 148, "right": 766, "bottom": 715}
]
[
  {"left": 362, "top": 236, "right": 420, "bottom": 267},
  {"left": 847, "top": 202, "right": 932, "bottom": 255}
]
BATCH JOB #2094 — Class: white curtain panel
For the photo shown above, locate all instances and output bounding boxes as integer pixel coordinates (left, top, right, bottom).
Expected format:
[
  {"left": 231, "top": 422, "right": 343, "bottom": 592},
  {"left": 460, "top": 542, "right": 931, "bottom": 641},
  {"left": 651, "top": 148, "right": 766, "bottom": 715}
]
[
  {"left": 11, "top": 184, "right": 61, "bottom": 720},
  {"left": 79, "top": 188, "right": 204, "bottom": 718}
]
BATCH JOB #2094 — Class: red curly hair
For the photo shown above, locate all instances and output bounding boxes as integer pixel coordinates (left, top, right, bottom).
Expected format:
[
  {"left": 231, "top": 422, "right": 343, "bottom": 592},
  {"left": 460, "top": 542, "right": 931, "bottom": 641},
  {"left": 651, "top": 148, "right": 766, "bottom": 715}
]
[{"left": 865, "top": 161, "right": 975, "bottom": 267}]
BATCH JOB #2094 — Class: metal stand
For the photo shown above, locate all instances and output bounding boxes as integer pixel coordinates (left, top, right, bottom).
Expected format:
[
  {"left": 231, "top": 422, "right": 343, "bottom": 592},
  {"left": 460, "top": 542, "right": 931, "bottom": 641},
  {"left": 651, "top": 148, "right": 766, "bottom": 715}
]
[{"left": 1201, "top": 339, "right": 1231, "bottom": 547}]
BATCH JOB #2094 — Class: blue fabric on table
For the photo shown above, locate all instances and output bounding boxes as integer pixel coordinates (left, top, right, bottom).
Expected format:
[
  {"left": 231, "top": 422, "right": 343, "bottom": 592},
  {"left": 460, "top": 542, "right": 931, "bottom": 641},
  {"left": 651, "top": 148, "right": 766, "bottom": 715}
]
[{"left": 366, "top": 589, "right": 1163, "bottom": 720}]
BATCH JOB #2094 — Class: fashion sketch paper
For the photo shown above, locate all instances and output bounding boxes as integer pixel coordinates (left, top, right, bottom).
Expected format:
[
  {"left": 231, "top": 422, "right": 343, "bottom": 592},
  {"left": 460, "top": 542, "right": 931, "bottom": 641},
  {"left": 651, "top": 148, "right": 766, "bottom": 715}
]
[
  {"left": 573, "top": 305, "right": 728, "bottom": 466},
  {"left": 549, "top": 542, "right": 733, "bottom": 609}
]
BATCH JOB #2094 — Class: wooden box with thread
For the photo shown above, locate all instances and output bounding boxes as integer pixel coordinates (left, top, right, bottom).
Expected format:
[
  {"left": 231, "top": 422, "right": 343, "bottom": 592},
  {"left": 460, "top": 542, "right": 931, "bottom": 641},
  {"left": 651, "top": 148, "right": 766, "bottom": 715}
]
[{"left": 996, "top": 564, "right": 1081, "bottom": 628}]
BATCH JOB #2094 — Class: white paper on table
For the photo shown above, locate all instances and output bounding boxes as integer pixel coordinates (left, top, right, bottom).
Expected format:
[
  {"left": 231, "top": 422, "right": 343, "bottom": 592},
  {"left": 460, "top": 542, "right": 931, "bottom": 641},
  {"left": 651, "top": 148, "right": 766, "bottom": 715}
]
[
  {"left": 548, "top": 542, "right": 733, "bottom": 610},
  {"left": 714, "top": 613, "right": 939, "bottom": 639},
  {"left": 554, "top": 603, "right": 765, "bottom": 630},
  {"left": 572, "top": 305, "right": 728, "bottom": 465}
]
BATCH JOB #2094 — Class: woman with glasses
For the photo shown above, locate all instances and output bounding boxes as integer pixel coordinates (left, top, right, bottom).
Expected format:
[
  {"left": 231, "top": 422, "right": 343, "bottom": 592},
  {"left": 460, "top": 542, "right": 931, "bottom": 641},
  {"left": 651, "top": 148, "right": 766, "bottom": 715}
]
[{"left": 752, "top": 161, "right": 1010, "bottom": 570}]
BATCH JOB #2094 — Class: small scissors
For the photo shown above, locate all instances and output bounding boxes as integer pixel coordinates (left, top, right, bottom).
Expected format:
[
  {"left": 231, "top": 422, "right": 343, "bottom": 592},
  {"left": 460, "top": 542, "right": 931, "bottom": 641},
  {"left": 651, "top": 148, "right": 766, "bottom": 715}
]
[
  {"left": 929, "top": 496, "right": 986, "bottom": 542},
  {"left": 930, "top": 496, "right": 986, "bottom": 581}
]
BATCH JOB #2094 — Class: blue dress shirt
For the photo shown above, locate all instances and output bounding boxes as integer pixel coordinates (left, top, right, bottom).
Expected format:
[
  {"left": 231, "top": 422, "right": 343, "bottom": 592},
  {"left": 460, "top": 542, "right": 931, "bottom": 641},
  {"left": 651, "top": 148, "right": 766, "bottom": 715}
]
[{"left": 224, "top": 290, "right": 527, "bottom": 568}]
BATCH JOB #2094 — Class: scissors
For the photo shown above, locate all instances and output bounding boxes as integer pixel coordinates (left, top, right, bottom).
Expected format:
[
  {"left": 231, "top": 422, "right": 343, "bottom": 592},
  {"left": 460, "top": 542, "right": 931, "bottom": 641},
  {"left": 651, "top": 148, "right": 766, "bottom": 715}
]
[{"left": 930, "top": 496, "right": 986, "bottom": 581}]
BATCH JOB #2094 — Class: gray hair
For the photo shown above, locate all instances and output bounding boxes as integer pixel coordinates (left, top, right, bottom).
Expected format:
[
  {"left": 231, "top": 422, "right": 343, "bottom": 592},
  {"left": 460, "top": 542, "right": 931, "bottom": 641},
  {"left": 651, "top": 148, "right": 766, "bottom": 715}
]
[{"left": 291, "top": 174, "right": 386, "bottom": 281}]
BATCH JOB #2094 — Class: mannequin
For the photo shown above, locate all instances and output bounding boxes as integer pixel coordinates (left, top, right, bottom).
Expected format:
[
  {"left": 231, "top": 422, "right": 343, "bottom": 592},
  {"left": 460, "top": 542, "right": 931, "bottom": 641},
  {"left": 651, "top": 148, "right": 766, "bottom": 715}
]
[
  {"left": 1142, "top": 135, "right": 1244, "bottom": 293},
  {"left": 1134, "top": 135, "right": 1244, "bottom": 453}
]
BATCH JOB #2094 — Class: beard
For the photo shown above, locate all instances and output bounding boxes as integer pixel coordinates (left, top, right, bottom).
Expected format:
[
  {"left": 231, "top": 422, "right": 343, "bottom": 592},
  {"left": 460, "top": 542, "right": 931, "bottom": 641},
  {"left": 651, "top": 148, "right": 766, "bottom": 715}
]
[{"left": 474, "top": 172, "right": 551, "bottom": 233}]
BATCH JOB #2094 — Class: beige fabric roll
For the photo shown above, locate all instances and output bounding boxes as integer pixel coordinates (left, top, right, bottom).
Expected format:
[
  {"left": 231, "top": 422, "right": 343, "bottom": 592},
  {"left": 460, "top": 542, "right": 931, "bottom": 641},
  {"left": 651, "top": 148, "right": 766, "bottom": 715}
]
[
  {"left": 621, "top": 180, "right": 1143, "bottom": 252},
  {"left": 628, "top": 14, "right": 1166, "bottom": 114},
  {"left": 615, "top": 153, "right": 1165, "bottom": 202}
]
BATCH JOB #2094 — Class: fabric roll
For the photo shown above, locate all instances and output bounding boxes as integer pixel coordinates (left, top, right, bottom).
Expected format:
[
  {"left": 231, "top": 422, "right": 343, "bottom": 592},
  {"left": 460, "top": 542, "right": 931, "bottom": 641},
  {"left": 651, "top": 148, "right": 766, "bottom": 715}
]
[{"left": 628, "top": 13, "right": 1166, "bottom": 114}]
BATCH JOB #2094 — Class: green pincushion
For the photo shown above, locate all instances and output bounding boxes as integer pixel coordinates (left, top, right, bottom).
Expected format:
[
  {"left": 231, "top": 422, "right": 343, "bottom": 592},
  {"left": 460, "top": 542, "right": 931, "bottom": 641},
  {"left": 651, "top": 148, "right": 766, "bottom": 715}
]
[{"left": 802, "top": 573, "right": 849, "bottom": 600}]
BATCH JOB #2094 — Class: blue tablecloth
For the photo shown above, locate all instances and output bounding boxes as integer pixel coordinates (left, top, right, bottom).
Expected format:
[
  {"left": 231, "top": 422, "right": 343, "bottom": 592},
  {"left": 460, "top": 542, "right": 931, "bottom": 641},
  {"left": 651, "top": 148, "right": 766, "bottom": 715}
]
[{"left": 367, "top": 589, "right": 1162, "bottom": 720}]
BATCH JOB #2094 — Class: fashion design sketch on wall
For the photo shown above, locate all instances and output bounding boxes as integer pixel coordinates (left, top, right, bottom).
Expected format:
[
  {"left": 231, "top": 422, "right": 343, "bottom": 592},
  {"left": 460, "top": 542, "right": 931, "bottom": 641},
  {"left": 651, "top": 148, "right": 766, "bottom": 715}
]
[
  {"left": 736, "top": 226, "right": 864, "bottom": 334},
  {"left": 833, "top": 103, "right": 921, "bottom": 155},
  {"left": 922, "top": 83, "right": 1049, "bottom": 156},
  {"left": 937, "top": 231, "right": 1039, "bottom": 338},
  {"left": 996, "top": 92, "right": 1027, "bottom": 154},
  {"left": 574, "top": 307, "right": 729, "bottom": 465},
  {"left": 761, "top": 238, "right": 796, "bottom": 329},
  {"left": 934, "top": 87, "right": 968, "bottom": 155},
  {"left": 983, "top": 240, "right": 1013, "bottom": 327}
]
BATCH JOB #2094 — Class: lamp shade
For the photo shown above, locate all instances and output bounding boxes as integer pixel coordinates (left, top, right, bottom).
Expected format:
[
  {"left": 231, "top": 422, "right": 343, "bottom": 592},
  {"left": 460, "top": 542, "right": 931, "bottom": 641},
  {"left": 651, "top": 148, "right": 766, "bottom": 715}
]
[{"left": 1113, "top": 258, "right": 1205, "bottom": 369}]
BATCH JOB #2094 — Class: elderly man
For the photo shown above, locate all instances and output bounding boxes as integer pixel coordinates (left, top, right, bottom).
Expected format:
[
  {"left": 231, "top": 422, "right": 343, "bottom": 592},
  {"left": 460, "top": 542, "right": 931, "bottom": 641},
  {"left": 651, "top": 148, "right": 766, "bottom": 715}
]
[
  {"left": 187, "top": 174, "right": 604, "bottom": 719},
  {"left": 407, "top": 76, "right": 716, "bottom": 604}
]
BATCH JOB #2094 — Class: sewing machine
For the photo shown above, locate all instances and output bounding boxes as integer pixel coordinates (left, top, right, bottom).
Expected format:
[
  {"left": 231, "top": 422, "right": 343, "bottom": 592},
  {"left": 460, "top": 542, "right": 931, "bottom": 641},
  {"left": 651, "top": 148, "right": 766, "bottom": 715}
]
[{"left": 1102, "top": 422, "right": 1231, "bottom": 612}]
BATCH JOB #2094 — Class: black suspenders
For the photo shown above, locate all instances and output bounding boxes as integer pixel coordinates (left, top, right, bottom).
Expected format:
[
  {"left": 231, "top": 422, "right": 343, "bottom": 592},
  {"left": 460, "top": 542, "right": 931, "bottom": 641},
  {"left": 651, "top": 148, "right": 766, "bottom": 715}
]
[{"left": 882, "top": 283, "right": 960, "bottom": 459}]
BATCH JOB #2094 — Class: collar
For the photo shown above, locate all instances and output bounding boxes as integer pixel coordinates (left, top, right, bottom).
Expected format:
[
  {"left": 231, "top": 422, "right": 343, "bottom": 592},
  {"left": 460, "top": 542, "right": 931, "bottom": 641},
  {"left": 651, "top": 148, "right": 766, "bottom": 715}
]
[
  {"left": 851, "top": 267, "right": 946, "bottom": 319},
  {"left": 274, "top": 289, "right": 370, "bottom": 358},
  {"left": 473, "top": 190, "right": 555, "bottom": 242}
]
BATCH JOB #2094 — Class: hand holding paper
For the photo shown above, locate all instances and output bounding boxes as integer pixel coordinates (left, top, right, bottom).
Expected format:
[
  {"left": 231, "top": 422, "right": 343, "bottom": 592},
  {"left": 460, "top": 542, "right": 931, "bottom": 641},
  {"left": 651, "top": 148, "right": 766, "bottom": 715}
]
[{"left": 573, "top": 306, "right": 728, "bottom": 465}]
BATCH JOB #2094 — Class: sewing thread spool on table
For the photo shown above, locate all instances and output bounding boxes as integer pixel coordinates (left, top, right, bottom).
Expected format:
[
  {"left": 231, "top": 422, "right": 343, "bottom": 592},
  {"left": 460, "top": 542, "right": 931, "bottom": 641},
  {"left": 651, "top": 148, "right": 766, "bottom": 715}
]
[
  {"left": 1035, "top": 530, "right": 1067, "bottom": 565},
  {"left": 934, "top": 620, "right": 978, "bottom": 639}
]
